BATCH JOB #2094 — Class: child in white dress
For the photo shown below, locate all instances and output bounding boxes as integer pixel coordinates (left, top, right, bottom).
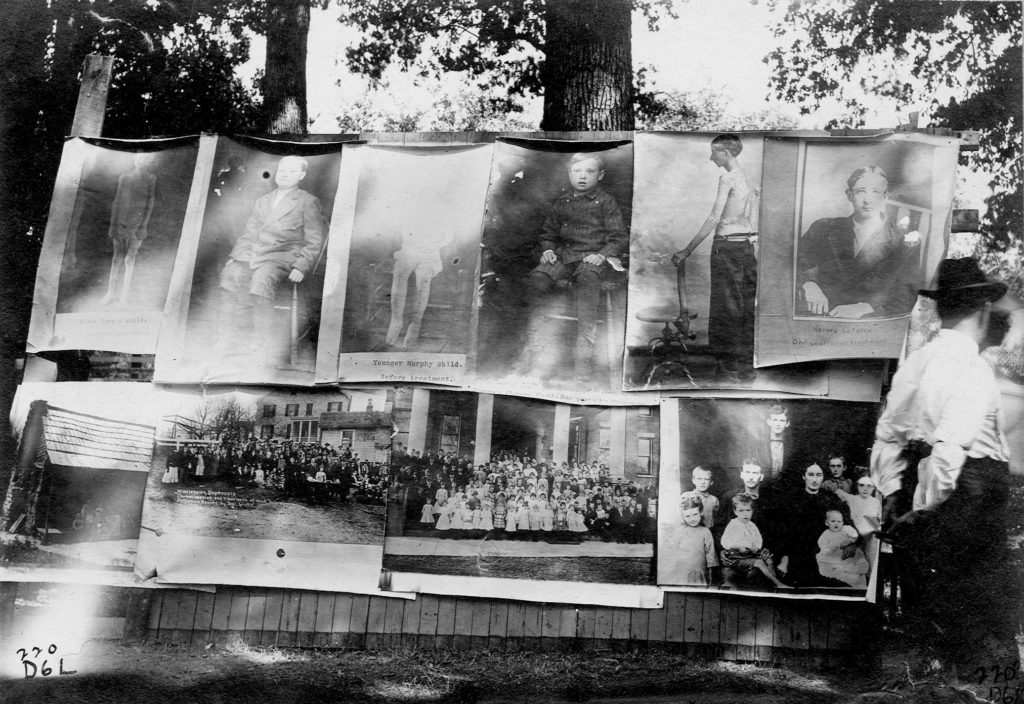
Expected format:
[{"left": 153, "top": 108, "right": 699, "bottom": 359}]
[
  {"left": 479, "top": 502, "right": 494, "bottom": 531},
  {"left": 448, "top": 501, "right": 465, "bottom": 530},
  {"left": 420, "top": 498, "right": 435, "bottom": 527},
  {"left": 435, "top": 500, "right": 452, "bottom": 531},
  {"left": 516, "top": 499, "right": 532, "bottom": 535},
  {"left": 663, "top": 496, "right": 718, "bottom": 586},
  {"left": 540, "top": 501, "right": 555, "bottom": 532},
  {"left": 832, "top": 473, "right": 882, "bottom": 572},
  {"left": 504, "top": 500, "right": 518, "bottom": 536},
  {"left": 816, "top": 509, "right": 869, "bottom": 588}
]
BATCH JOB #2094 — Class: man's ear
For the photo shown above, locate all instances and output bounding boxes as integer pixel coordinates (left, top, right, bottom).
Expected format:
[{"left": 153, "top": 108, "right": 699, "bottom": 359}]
[{"left": 598, "top": 170, "right": 606, "bottom": 182}]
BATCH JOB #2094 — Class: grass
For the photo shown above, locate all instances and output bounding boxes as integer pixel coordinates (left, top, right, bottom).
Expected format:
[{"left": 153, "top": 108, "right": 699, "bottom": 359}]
[
  {"left": 2, "top": 628, "right": 1018, "bottom": 703},
  {"left": 0, "top": 642, "right": 850, "bottom": 703}
]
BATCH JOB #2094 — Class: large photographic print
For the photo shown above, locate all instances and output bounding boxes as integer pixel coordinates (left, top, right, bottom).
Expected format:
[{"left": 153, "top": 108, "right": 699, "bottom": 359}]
[
  {"left": 755, "top": 134, "right": 958, "bottom": 366},
  {"left": 659, "top": 398, "right": 880, "bottom": 598},
  {"left": 136, "top": 386, "right": 390, "bottom": 592},
  {"left": 0, "top": 383, "right": 162, "bottom": 584},
  {"left": 471, "top": 139, "right": 635, "bottom": 403},
  {"left": 623, "top": 132, "right": 829, "bottom": 395},
  {"left": 384, "top": 390, "right": 659, "bottom": 592},
  {"left": 321, "top": 144, "right": 492, "bottom": 386},
  {"left": 156, "top": 137, "right": 346, "bottom": 385},
  {"left": 27, "top": 137, "right": 199, "bottom": 353}
]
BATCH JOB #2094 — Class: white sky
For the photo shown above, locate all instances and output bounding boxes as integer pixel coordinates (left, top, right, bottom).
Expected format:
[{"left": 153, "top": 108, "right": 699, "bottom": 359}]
[
  {"left": 236, "top": 1, "right": 990, "bottom": 207},
  {"left": 237, "top": 0, "right": 913, "bottom": 133}
]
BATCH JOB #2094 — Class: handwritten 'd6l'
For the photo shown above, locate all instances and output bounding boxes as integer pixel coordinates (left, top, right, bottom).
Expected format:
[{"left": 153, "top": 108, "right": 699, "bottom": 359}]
[{"left": 16, "top": 644, "right": 76, "bottom": 678}]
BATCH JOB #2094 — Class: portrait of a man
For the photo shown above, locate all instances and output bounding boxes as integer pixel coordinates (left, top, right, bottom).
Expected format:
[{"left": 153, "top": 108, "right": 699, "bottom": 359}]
[
  {"left": 159, "top": 139, "right": 342, "bottom": 385},
  {"left": 215, "top": 155, "right": 325, "bottom": 366},
  {"left": 796, "top": 166, "right": 920, "bottom": 320}
]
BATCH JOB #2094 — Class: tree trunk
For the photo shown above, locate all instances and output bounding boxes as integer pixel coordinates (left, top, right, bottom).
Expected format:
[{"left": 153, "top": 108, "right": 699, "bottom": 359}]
[
  {"left": 263, "top": 0, "right": 310, "bottom": 134},
  {"left": 541, "top": 0, "right": 635, "bottom": 131},
  {"left": 0, "top": 0, "right": 50, "bottom": 397}
]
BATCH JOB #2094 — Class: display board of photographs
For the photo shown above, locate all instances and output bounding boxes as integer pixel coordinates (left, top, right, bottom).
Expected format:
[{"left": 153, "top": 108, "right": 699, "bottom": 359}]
[{"left": 16, "top": 130, "right": 965, "bottom": 603}]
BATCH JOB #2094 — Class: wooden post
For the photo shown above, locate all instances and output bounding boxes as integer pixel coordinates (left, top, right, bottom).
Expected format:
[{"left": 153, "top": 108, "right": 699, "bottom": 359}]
[
  {"left": 23, "top": 54, "right": 115, "bottom": 380},
  {"left": 70, "top": 55, "right": 114, "bottom": 138},
  {"left": 122, "top": 589, "right": 154, "bottom": 643},
  {"left": 45, "top": 53, "right": 138, "bottom": 643},
  {"left": 0, "top": 582, "right": 17, "bottom": 651}
]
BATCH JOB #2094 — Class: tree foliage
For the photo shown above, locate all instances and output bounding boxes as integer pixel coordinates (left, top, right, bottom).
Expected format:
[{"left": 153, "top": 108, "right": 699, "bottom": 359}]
[
  {"left": 47, "top": 1, "right": 263, "bottom": 138},
  {"left": 765, "top": 0, "right": 1022, "bottom": 254},
  {"left": 639, "top": 87, "right": 799, "bottom": 132},
  {"left": 179, "top": 397, "right": 256, "bottom": 441},
  {"left": 0, "top": 0, "right": 262, "bottom": 357},
  {"left": 335, "top": 83, "right": 538, "bottom": 132},
  {"left": 338, "top": 0, "right": 675, "bottom": 129}
]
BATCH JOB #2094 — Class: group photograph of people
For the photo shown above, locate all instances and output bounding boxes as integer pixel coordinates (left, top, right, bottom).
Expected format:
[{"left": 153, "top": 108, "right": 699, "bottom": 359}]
[
  {"left": 388, "top": 449, "right": 656, "bottom": 545},
  {"left": 145, "top": 435, "right": 389, "bottom": 546},
  {"left": 382, "top": 391, "right": 661, "bottom": 585},
  {"left": 660, "top": 400, "right": 884, "bottom": 594}
]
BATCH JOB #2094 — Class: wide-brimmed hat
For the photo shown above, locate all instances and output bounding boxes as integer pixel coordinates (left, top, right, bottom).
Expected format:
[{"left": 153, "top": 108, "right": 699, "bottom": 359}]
[{"left": 918, "top": 257, "right": 1007, "bottom": 305}]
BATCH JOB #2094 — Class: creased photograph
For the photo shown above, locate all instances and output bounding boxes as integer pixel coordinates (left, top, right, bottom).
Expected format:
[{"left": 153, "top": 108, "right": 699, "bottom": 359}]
[
  {"left": 156, "top": 136, "right": 347, "bottom": 385},
  {"left": 27, "top": 137, "right": 199, "bottom": 354},
  {"left": 319, "top": 143, "right": 493, "bottom": 386},
  {"left": 755, "top": 133, "right": 958, "bottom": 366},
  {"left": 384, "top": 389, "right": 659, "bottom": 598},
  {"left": 470, "top": 139, "right": 634, "bottom": 401},
  {"left": 658, "top": 397, "right": 880, "bottom": 599},
  {"left": 1, "top": 383, "right": 164, "bottom": 585},
  {"left": 135, "top": 385, "right": 391, "bottom": 592}
]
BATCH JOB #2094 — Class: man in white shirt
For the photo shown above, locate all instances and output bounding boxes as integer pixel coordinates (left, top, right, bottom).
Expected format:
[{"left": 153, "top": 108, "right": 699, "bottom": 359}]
[{"left": 871, "top": 257, "right": 1016, "bottom": 672}]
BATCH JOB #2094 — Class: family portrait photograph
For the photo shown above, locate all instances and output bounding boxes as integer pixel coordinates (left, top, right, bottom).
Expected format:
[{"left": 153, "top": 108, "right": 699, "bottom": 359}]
[{"left": 659, "top": 398, "right": 881, "bottom": 597}]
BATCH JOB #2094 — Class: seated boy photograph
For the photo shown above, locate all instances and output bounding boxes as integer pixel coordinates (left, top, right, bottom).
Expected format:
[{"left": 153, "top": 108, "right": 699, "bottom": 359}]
[{"left": 514, "top": 152, "right": 628, "bottom": 383}]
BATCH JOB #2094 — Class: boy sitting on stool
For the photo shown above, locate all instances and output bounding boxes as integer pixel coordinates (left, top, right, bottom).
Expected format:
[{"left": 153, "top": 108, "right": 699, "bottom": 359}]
[{"left": 516, "top": 152, "right": 627, "bottom": 383}]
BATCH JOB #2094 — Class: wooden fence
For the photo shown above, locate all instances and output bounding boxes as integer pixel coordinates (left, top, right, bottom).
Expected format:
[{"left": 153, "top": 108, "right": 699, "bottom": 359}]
[{"left": 143, "top": 587, "right": 873, "bottom": 663}]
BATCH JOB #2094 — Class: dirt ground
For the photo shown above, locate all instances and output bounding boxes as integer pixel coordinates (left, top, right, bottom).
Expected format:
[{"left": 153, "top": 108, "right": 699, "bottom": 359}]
[
  {"left": 143, "top": 483, "right": 385, "bottom": 545},
  {"left": 1, "top": 637, "right": 1018, "bottom": 704}
]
